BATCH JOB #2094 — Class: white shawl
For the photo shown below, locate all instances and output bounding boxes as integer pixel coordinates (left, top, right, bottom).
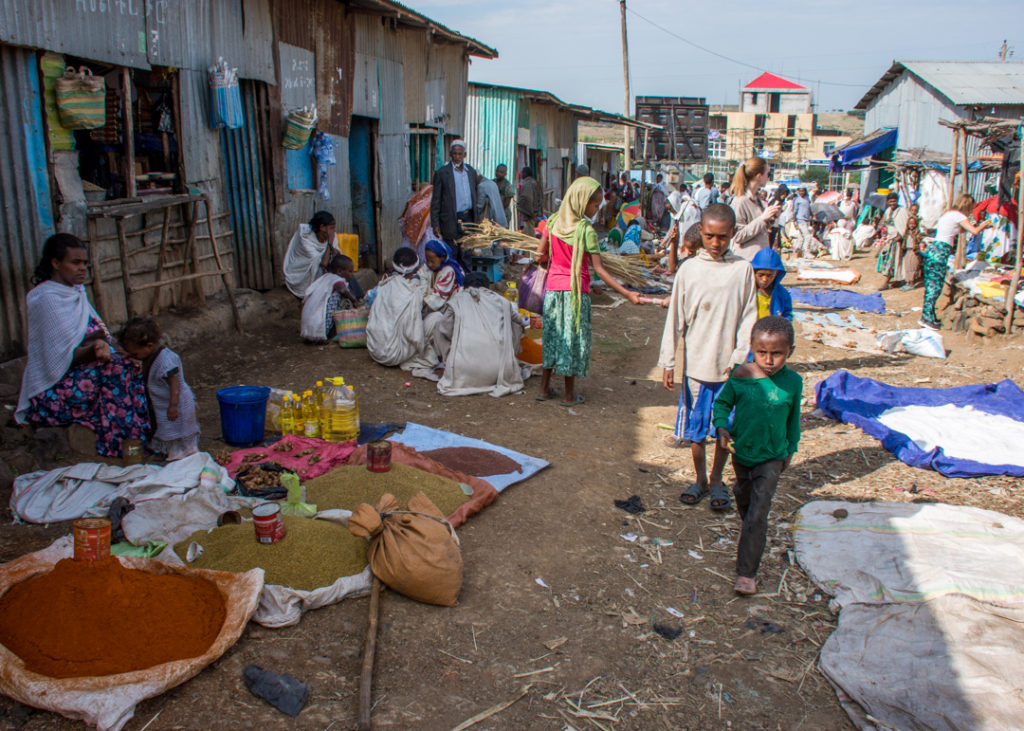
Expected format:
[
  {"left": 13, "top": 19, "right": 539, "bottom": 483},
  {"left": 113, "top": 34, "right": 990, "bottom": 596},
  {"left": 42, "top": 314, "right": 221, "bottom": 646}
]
[
  {"left": 16, "top": 281, "right": 100, "bottom": 422},
  {"left": 283, "top": 224, "right": 330, "bottom": 297},
  {"left": 300, "top": 273, "right": 343, "bottom": 341}
]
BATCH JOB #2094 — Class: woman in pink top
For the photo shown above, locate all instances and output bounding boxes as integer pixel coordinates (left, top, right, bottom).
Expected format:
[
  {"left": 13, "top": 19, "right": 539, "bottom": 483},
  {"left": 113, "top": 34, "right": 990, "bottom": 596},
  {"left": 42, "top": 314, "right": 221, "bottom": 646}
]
[{"left": 535, "top": 177, "right": 642, "bottom": 406}]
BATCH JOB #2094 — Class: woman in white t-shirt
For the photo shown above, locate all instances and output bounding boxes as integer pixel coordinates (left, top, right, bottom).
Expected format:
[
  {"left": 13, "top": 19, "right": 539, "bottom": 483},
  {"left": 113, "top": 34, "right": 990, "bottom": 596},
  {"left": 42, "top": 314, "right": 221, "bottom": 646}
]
[{"left": 920, "top": 194, "right": 990, "bottom": 329}]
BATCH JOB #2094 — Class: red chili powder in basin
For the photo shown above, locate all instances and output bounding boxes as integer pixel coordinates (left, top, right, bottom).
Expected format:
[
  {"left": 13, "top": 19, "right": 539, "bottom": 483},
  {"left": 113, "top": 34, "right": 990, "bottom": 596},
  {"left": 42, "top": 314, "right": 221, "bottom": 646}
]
[{"left": 0, "top": 557, "right": 226, "bottom": 678}]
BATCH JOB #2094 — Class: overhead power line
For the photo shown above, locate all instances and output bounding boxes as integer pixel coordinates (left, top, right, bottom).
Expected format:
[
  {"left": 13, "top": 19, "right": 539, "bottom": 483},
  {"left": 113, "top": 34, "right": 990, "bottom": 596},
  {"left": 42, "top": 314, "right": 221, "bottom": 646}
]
[{"left": 624, "top": 5, "right": 867, "bottom": 89}]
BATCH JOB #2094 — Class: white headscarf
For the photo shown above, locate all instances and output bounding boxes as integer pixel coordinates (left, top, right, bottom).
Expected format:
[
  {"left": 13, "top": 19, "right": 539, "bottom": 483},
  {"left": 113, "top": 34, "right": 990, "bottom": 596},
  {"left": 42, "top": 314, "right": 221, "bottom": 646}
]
[
  {"left": 16, "top": 281, "right": 100, "bottom": 422},
  {"left": 283, "top": 224, "right": 330, "bottom": 297}
]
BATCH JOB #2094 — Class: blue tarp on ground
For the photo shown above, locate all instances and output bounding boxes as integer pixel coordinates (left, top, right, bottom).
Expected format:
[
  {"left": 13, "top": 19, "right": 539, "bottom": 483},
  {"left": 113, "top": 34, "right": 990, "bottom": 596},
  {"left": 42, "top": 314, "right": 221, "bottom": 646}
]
[
  {"left": 392, "top": 422, "right": 549, "bottom": 492},
  {"left": 791, "top": 288, "right": 887, "bottom": 314},
  {"left": 815, "top": 370, "right": 1024, "bottom": 478}
]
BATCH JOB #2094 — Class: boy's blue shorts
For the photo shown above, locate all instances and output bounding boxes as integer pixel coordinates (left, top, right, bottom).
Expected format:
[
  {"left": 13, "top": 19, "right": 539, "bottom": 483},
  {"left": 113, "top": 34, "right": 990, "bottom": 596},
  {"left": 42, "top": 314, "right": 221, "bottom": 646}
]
[{"left": 677, "top": 378, "right": 727, "bottom": 442}]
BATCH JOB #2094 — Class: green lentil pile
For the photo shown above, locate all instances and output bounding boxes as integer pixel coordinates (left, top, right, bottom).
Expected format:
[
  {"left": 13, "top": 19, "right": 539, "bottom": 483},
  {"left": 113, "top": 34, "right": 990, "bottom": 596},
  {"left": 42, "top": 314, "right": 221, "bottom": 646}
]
[
  {"left": 305, "top": 463, "right": 471, "bottom": 518},
  {"left": 175, "top": 516, "right": 367, "bottom": 591}
]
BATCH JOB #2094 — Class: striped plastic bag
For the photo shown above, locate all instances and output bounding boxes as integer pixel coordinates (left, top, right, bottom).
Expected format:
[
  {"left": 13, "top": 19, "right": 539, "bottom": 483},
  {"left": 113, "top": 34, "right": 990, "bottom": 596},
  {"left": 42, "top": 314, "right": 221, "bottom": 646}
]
[
  {"left": 208, "top": 57, "right": 244, "bottom": 129},
  {"left": 54, "top": 67, "right": 106, "bottom": 129},
  {"left": 333, "top": 307, "right": 368, "bottom": 348},
  {"left": 283, "top": 105, "right": 317, "bottom": 150}
]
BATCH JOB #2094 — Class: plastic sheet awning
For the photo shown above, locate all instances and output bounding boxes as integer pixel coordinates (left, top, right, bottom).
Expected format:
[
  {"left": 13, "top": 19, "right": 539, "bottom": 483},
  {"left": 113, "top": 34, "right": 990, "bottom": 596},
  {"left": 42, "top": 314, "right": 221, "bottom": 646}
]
[{"left": 830, "top": 128, "right": 897, "bottom": 170}]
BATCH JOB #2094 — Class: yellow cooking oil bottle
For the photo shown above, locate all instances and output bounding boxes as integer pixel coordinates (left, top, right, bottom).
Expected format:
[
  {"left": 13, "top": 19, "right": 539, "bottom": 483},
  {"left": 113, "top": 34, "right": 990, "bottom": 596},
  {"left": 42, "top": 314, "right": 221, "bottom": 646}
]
[
  {"left": 280, "top": 393, "right": 297, "bottom": 435},
  {"left": 319, "top": 377, "right": 360, "bottom": 442},
  {"left": 301, "top": 390, "right": 321, "bottom": 438}
]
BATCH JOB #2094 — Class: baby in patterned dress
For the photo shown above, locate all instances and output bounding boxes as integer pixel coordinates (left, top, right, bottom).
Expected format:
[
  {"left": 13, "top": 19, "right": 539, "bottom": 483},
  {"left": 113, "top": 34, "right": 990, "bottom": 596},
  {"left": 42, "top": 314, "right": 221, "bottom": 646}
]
[{"left": 119, "top": 316, "right": 200, "bottom": 460}]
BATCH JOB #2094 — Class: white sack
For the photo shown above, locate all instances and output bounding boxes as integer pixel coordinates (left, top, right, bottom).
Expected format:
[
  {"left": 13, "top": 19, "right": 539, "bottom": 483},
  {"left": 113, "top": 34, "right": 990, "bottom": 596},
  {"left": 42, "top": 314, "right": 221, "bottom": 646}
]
[
  {"left": 366, "top": 275, "right": 428, "bottom": 367},
  {"left": 438, "top": 288, "right": 525, "bottom": 397}
]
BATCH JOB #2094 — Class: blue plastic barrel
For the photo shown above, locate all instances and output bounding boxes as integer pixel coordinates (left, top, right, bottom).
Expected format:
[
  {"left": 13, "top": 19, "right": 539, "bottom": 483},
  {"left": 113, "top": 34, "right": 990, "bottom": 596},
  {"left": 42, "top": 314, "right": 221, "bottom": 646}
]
[{"left": 216, "top": 386, "right": 270, "bottom": 446}]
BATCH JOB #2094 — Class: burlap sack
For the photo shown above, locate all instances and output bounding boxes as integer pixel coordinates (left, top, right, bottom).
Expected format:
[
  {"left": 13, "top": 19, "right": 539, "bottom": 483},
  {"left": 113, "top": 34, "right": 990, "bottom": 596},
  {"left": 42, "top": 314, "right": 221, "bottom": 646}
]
[{"left": 348, "top": 492, "right": 462, "bottom": 606}]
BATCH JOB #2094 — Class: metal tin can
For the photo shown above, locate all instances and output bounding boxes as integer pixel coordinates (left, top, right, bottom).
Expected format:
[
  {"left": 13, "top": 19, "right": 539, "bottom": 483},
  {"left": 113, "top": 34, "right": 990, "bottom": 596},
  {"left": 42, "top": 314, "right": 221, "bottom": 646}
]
[
  {"left": 73, "top": 518, "right": 111, "bottom": 561},
  {"left": 252, "top": 503, "right": 285, "bottom": 544},
  {"left": 366, "top": 440, "right": 392, "bottom": 473}
]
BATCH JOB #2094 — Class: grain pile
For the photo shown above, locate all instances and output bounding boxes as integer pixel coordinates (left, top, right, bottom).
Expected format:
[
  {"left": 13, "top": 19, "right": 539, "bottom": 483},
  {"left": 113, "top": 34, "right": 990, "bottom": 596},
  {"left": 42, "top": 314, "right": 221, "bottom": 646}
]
[
  {"left": 305, "top": 463, "right": 470, "bottom": 518},
  {"left": 175, "top": 516, "right": 367, "bottom": 590}
]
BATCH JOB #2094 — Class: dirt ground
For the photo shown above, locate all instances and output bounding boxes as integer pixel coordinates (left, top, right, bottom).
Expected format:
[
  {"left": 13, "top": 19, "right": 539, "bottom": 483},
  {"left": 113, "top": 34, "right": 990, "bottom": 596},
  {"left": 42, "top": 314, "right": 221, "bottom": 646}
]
[{"left": 1, "top": 250, "right": 1022, "bottom": 730}]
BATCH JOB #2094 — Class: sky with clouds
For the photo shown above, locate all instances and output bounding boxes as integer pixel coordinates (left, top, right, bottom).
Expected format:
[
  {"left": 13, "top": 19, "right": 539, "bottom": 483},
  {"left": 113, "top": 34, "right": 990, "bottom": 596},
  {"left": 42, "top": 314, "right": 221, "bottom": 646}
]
[{"left": 412, "top": 0, "right": 1020, "bottom": 113}]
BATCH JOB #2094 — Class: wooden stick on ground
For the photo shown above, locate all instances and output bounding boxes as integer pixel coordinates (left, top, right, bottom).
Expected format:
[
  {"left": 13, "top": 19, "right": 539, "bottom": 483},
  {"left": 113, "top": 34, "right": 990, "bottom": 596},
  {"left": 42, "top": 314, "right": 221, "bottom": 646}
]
[
  {"left": 450, "top": 688, "right": 530, "bottom": 731},
  {"left": 357, "top": 577, "right": 383, "bottom": 731}
]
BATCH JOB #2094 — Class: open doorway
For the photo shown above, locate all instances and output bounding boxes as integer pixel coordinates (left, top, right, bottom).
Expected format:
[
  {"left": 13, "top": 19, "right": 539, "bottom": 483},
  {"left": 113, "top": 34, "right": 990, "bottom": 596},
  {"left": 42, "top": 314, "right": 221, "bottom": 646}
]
[{"left": 349, "top": 115, "right": 378, "bottom": 269}]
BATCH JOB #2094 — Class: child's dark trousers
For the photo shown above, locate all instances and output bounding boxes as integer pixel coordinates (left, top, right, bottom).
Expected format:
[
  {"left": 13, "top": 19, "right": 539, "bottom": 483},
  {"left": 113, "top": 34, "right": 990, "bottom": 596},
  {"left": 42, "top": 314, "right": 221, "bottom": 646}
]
[{"left": 732, "top": 458, "right": 785, "bottom": 578}]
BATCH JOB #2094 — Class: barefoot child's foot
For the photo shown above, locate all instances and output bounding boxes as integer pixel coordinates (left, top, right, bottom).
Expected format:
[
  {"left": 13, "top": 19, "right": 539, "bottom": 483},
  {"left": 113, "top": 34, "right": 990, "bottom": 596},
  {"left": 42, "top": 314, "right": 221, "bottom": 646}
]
[{"left": 734, "top": 576, "right": 757, "bottom": 595}]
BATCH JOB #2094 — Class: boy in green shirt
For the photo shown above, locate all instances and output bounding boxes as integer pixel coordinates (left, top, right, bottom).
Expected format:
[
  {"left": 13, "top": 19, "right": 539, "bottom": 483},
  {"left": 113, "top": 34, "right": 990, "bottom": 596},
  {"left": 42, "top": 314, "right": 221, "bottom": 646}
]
[{"left": 712, "top": 316, "right": 802, "bottom": 595}]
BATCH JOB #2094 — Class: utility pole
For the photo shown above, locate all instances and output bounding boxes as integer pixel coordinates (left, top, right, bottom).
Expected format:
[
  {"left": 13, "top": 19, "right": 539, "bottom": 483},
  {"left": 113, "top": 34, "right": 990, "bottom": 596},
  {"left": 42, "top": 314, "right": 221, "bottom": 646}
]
[{"left": 620, "top": 0, "right": 632, "bottom": 171}]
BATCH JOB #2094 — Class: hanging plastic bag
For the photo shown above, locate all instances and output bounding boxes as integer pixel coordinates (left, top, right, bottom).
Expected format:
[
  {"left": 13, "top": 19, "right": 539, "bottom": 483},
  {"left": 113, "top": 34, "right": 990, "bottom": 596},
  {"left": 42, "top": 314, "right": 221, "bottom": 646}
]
[
  {"left": 310, "top": 131, "right": 336, "bottom": 200},
  {"left": 348, "top": 492, "right": 462, "bottom": 606},
  {"left": 54, "top": 67, "right": 106, "bottom": 130},
  {"left": 208, "top": 57, "right": 244, "bottom": 130},
  {"left": 283, "top": 105, "right": 317, "bottom": 150},
  {"left": 517, "top": 262, "right": 548, "bottom": 314}
]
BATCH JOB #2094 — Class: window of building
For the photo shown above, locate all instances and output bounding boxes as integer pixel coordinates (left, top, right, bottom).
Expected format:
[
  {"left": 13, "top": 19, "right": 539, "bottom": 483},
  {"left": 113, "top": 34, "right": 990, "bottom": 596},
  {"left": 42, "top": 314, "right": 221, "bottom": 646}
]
[
  {"left": 780, "top": 138, "right": 793, "bottom": 153},
  {"left": 769, "top": 93, "right": 780, "bottom": 113},
  {"left": 823, "top": 141, "right": 837, "bottom": 156},
  {"left": 786, "top": 115, "right": 797, "bottom": 137},
  {"left": 708, "top": 137, "right": 727, "bottom": 159},
  {"left": 710, "top": 115, "right": 727, "bottom": 132},
  {"left": 751, "top": 92, "right": 758, "bottom": 106},
  {"left": 753, "top": 114, "right": 767, "bottom": 149}
]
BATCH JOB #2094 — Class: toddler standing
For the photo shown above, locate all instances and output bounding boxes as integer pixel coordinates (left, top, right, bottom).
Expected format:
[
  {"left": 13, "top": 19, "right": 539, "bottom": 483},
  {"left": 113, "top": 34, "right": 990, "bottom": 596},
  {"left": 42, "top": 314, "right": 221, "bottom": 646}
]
[{"left": 119, "top": 317, "right": 200, "bottom": 461}]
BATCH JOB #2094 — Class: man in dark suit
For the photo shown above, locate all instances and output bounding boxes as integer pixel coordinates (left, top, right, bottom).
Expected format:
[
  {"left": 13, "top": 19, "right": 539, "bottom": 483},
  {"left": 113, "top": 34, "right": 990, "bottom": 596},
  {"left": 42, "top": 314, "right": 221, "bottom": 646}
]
[{"left": 430, "top": 139, "right": 480, "bottom": 269}]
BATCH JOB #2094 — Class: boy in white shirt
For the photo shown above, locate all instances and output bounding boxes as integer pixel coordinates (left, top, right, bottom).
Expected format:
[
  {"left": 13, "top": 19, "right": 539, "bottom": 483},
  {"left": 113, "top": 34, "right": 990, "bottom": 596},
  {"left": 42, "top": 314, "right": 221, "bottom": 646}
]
[{"left": 659, "top": 204, "right": 758, "bottom": 510}]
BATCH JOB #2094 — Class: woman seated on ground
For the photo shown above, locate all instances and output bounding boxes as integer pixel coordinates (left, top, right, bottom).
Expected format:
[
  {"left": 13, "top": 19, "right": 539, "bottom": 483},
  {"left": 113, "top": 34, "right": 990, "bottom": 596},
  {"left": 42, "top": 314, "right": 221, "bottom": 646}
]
[
  {"left": 366, "top": 247, "right": 430, "bottom": 368},
  {"left": 283, "top": 211, "right": 339, "bottom": 298},
  {"left": 419, "top": 239, "right": 466, "bottom": 377},
  {"left": 300, "top": 255, "right": 360, "bottom": 342},
  {"left": 16, "top": 234, "right": 149, "bottom": 457}
]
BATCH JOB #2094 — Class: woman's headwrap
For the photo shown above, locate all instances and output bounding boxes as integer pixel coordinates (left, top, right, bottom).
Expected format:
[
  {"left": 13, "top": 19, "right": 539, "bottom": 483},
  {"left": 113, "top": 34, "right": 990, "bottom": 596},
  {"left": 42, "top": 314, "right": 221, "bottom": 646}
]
[
  {"left": 424, "top": 239, "right": 465, "bottom": 286},
  {"left": 393, "top": 259, "right": 420, "bottom": 276},
  {"left": 547, "top": 176, "right": 601, "bottom": 327}
]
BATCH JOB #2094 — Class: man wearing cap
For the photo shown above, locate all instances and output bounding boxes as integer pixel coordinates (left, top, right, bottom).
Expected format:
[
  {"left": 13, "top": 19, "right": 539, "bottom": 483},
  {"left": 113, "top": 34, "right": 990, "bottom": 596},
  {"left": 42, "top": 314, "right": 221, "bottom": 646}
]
[{"left": 431, "top": 139, "right": 480, "bottom": 268}]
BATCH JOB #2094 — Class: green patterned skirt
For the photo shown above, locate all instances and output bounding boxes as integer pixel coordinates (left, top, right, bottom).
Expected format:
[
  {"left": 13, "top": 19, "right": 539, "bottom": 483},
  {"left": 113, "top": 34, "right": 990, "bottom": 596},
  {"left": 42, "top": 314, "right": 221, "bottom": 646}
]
[{"left": 542, "top": 291, "right": 592, "bottom": 377}]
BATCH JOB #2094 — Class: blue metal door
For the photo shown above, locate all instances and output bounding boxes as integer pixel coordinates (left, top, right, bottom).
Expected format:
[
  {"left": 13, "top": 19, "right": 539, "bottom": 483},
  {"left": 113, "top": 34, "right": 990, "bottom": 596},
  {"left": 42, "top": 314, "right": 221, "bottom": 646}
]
[
  {"left": 348, "top": 116, "right": 378, "bottom": 260},
  {"left": 220, "top": 81, "right": 274, "bottom": 290}
]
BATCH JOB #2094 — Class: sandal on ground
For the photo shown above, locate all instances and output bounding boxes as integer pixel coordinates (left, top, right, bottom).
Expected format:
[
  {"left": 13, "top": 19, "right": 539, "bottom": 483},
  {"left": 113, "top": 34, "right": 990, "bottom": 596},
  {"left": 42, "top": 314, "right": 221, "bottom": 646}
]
[
  {"left": 709, "top": 483, "right": 732, "bottom": 511},
  {"left": 679, "top": 482, "right": 709, "bottom": 505},
  {"left": 535, "top": 390, "right": 560, "bottom": 402},
  {"left": 559, "top": 394, "right": 585, "bottom": 407},
  {"left": 734, "top": 576, "right": 757, "bottom": 595},
  {"left": 663, "top": 435, "right": 689, "bottom": 448}
]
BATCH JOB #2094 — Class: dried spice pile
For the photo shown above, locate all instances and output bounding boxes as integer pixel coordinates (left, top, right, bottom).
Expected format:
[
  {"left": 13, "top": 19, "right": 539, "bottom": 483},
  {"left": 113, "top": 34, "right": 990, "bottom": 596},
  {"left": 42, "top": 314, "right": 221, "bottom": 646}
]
[
  {"left": 305, "top": 463, "right": 470, "bottom": 518},
  {"left": 420, "top": 447, "right": 522, "bottom": 477},
  {"left": 0, "top": 557, "right": 225, "bottom": 678},
  {"left": 176, "top": 516, "right": 367, "bottom": 590}
]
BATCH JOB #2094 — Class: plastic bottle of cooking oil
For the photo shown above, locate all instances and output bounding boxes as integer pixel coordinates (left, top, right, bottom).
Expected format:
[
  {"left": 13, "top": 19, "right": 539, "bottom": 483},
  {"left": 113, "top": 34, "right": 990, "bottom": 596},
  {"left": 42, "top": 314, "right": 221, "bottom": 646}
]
[
  {"left": 280, "top": 393, "right": 297, "bottom": 435},
  {"left": 301, "top": 390, "right": 321, "bottom": 438},
  {"left": 503, "top": 281, "right": 518, "bottom": 304},
  {"left": 320, "top": 377, "right": 360, "bottom": 442}
]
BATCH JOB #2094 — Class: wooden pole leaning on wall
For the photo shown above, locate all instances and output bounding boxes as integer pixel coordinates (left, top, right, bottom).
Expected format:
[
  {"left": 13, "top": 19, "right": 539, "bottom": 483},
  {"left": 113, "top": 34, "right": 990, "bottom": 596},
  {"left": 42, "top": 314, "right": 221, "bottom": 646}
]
[
  {"left": 122, "top": 69, "right": 136, "bottom": 199},
  {"left": 1004, "top": 135, "right": 1024, "bottom": 335}
]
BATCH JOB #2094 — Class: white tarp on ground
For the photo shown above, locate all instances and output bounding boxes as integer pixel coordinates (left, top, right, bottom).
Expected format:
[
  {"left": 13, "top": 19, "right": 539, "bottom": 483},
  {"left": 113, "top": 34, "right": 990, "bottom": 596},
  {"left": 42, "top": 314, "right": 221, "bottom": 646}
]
[
  {"left": 794, "top": 501, "right": 1024, "bottom": 730},
  {"left": 10, "top": 453, "right": 235, "bottom": 524}
]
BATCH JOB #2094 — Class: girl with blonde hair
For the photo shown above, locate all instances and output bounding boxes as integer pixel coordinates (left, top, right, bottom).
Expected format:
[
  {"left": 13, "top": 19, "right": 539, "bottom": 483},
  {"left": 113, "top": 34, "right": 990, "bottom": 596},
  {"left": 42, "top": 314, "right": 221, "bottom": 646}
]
[{"left": 729, "top": 157, "right": 781, "bottom": 261}]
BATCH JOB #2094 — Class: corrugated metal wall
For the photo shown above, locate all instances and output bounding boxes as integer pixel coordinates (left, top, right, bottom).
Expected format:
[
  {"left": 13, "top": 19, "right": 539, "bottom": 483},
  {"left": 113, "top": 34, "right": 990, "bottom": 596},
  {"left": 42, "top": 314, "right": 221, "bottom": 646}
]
[
  {"left": 465, "top": 85, "right": 520, "bottom": 181},
  {"left": 0, "top": 0, "right": 149, "bottom": 69},
  {"left": 426, "top": 42, "right": 467, "bottom": 135},
  {"left": 401, "top": 29, "right": 428, "bottom": 125},
  {"left": 0, "top": 44, "right": 54, "bottom": 360}
]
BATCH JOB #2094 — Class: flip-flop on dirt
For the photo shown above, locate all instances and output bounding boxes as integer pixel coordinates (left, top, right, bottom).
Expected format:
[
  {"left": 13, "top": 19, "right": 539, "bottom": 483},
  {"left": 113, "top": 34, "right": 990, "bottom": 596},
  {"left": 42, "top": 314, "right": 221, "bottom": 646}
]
[
  {"left": 535, "top": 390, "right": 560, "bottom": 402},
  {"left": 663, "top": 435, "right": 689, "bottom": 448},
  {"left": 559, "top": 394, "right": 585, "bottom": 407},
  {"left": 679, "top": 482, "right": 709, "bottom": 505},
  {"left": 710, "top": 483, "right": 732, "bottom": 511}
]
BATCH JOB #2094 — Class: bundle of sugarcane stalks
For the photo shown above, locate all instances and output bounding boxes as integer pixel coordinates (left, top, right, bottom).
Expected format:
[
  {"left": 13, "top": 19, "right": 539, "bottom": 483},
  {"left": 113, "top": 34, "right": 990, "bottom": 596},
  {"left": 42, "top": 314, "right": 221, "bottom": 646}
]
[{"left": 459, "top": 220, "right": 652, "bottom": 288}]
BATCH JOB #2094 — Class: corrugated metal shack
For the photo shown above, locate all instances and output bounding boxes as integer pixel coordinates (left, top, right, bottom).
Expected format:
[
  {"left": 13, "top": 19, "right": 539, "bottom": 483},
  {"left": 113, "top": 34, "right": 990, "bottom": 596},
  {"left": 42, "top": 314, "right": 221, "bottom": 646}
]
[
  {"left": 466, "top": 82, "right": 652, "bottom": 217},
  {"left": 854, "top": 60, "right": 1024, "bottom": 197},
  {"left": 0, "top": 0, "right": 496, "bottom": 361}
]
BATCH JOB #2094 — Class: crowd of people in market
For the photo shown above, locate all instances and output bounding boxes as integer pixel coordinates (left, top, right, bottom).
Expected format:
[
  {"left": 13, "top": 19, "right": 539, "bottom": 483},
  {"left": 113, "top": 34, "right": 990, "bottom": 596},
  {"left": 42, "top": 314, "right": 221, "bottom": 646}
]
[{"left": 12, "top": 136, "right": 1020, "bottom": 595}]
